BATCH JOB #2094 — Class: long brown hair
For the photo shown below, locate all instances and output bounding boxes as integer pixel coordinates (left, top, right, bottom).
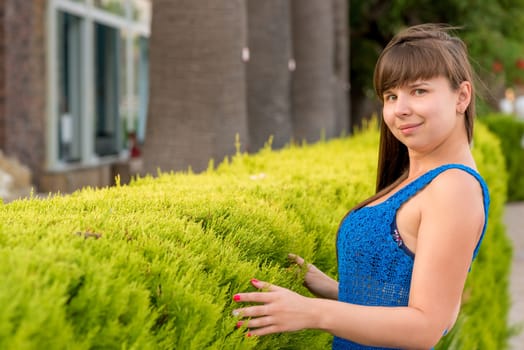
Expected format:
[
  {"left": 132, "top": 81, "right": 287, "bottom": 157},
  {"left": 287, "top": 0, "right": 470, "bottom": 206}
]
[{"left": 352, "top": 24, "right": 476, "bottom": 211}]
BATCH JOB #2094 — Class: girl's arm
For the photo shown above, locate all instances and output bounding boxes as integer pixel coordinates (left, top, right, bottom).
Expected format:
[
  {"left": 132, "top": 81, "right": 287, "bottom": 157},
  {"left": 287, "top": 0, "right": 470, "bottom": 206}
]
[
  {"left": 288, "top": 253, "right": 338, "bottom": 300},
  {"left": 233, "top": 170, "right": 485, "bottom": 349}
]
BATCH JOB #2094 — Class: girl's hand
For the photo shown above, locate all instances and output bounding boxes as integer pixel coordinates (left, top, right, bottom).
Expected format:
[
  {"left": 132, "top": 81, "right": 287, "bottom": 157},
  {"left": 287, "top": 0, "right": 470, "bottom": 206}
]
[
  {"left": 288, "top": 254, "right": 338, "bottom": 300},
  {"left": 232, "top": 278, "right": 316, "bottom": 336}
]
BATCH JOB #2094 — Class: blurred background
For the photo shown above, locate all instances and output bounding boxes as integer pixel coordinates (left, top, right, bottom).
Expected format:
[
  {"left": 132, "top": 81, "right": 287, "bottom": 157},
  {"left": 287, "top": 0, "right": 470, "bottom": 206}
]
[
  {"left": 0, "top": 1, "right": 522, "bottom": 348},
  {"left": 0, "top": 0, "right": 523, "bottom": 199}
]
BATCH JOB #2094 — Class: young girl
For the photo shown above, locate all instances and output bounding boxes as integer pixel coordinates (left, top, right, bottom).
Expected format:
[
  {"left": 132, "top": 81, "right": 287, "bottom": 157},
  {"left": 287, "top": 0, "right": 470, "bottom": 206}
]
[{"left": 232, "top": 24, "right": 489, "bottom": 350}]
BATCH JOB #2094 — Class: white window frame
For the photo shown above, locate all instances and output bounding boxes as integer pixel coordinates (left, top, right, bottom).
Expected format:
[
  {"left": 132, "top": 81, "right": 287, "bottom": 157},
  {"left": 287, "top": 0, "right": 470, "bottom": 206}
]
[{"left": 46, "top": 0, "right": 150, "bottom": 170}]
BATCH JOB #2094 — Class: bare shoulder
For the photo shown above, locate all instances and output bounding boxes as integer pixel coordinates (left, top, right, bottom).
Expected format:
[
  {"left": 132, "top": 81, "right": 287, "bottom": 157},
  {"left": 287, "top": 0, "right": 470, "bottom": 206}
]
[
  {"left": 428, "top": 168, "right": 484, "bottom": 202},
  {"left": 423, "top": 168, "right": 485, "bottom": 223}
]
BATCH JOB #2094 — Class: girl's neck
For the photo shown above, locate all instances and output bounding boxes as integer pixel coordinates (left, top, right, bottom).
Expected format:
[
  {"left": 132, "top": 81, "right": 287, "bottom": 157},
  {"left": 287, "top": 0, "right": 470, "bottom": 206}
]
[{"left": 406, "top": 141, "right": 475, "bottom": 179}]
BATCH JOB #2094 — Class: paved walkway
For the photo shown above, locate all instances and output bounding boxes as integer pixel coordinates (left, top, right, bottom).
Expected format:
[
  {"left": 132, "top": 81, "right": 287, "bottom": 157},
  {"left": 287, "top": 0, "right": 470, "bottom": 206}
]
[{"left": 506, "top": 202, "right": 524, "bottom": 350}]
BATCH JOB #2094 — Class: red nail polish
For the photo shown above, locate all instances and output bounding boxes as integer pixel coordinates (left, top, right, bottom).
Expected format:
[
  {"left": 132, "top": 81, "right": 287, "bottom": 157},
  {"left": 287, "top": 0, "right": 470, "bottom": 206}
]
[
  {"left": 236, "top": 321, "right": 243, "bottom": 328},
  {"left": 233, "top": 294, "right": 241, "bottom": 302},
  {"left": 250, "top": 278, "right": 259, "bottom": 284},
  {"left": 246, "top": 332, "right": 252, "bottom": 338}
]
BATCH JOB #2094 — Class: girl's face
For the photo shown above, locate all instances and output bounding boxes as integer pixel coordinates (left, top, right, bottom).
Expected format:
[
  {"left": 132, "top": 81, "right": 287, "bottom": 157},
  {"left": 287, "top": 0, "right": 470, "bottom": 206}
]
[{"left": 381, "top": 76, "right": 471, "bottom": 153}]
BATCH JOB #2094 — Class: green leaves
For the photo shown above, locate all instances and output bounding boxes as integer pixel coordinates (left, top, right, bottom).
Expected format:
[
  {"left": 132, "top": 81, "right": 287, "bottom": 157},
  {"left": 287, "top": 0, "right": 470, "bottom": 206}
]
[
  {"left": 0, "top": 122, "right": 511, "bottom": 349},
  {"left": 480, "top": 115, "right": 524, "bottom": 201}
]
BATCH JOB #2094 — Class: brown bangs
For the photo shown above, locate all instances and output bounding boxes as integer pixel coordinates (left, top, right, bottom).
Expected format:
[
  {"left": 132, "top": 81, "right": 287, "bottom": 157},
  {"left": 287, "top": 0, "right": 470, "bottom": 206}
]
[{"left": 374, "top": 41, "right": 451, "bottom": 100}]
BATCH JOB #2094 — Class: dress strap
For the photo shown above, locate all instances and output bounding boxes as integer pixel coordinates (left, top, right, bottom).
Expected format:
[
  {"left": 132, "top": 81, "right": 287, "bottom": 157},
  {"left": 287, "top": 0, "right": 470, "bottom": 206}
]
[{"left": 389, "top": 163, "right": 490, "bottom": 260}]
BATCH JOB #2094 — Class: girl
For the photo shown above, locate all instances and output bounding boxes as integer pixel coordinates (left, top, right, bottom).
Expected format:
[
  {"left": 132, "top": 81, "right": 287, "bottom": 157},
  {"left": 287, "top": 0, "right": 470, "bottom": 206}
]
[{"left": 232, "top": 24, "right": 489, "bottom": 350}]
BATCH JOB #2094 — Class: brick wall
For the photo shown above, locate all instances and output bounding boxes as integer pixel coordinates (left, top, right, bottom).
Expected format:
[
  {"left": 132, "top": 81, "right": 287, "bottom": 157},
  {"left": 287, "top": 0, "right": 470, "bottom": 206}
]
[
  {"left": 0, "top": 1, "right": 6, "bottom": 149},
  {"left": 1, "top": 0, "right": 46, "bottom": 189}
]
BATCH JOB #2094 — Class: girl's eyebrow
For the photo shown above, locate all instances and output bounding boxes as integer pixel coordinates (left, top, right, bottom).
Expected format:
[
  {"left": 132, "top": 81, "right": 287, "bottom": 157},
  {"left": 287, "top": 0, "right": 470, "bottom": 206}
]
[{"left": 383, "top": 81, "right": 431, "bottom": 95}]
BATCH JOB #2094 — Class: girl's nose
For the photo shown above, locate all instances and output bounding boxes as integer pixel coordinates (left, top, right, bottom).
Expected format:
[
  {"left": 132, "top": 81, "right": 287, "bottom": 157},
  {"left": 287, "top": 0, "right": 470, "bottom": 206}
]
[{"left": 394, "top": 94, "right": 411, "bottom": 117}]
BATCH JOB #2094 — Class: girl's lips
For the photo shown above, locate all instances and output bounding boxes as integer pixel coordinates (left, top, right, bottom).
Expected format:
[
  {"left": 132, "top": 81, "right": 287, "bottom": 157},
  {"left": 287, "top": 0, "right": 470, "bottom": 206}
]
[{"left": 398, "top": 123, "right": 422, "bottom": 134}]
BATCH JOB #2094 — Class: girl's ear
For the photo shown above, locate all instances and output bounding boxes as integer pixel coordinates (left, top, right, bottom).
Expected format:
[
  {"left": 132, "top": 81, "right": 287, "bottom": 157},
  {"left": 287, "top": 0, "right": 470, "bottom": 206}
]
[{"left": 457, "top": 81, "right": 472, "bottom": 114}]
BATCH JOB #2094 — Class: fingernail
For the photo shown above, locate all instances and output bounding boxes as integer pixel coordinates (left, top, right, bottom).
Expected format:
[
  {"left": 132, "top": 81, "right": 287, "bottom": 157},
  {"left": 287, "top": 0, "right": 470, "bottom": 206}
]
[
  {"left": 250, "top": 278, "right": 259, "bottom": 285},
  {"left": 236, "top": 321, "right": 243, "bottom": 328},
  {"left": 233, "top": 294, "right": 241, "bottom": 302},
  {"left": 232, "top": 310, "right": 240, "bottom": 317},
  {"left": 246, "top": 332, "right": 252, "bottom": 338}
]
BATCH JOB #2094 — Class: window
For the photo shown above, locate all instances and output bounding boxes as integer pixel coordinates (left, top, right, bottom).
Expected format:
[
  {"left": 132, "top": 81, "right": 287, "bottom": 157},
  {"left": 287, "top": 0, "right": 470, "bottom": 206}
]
[
  {"left": 47, "top": 0, "right": 150, "bottom": 168},
  {"left": 57, "top": 11, "right": 83, "bottom": 162},
  {"left": 94, "top": 22, "right": 122, "bottom": 156},
  {"left": 135, "top": 35, "right": 149, "bottom": 143}
]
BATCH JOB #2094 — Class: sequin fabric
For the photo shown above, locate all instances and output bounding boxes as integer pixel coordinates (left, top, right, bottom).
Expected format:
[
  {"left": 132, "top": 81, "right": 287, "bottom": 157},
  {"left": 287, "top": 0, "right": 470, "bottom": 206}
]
[{"left": 332, "top": 164, "right": 490, "bottom": 350}]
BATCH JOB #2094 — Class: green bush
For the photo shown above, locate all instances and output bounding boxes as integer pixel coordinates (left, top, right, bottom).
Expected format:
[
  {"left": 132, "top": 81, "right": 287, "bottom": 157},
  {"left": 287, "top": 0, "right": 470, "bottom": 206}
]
[
  {"left": 0, "top": 122, "right": 511, "bottom": 349},
  {"left": 480, "top": 114, "right": 524, "bottom": 201}
]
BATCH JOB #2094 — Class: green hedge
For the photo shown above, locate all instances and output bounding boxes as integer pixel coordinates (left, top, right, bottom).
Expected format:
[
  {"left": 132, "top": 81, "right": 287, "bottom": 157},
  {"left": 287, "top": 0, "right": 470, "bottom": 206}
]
[
  {"left": 480, "top": 114, "right": 524, "bottom": 201},
  {"left": 0, "top": 122, "right": 511, "bottom": 349}
]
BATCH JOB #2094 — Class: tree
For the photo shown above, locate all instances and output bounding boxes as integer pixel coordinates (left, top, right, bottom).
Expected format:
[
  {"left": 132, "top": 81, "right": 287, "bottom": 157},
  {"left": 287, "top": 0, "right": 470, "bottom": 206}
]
[
  {"left": 290, "top": 0, "right": 337, "bottom": 142},
  {"left": 245, "top": 0, "right": 293, "bottom": 152},
  {"left": 332, "top": 0, "right": 350, "bottom": 134},
  {"left": 144, "top": 1, "right": 350, "bottom": 175},
  {"left": 349, "top": 0, "right": 524, "bottom": 125},
  {"left": 142, "top": 0, "right": 248, "bottom": 174}
]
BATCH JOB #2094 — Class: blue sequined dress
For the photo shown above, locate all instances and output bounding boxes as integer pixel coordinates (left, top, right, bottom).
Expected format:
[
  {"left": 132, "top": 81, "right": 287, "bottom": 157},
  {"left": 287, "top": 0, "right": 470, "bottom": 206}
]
[{"left": 332, "top": 164, "right": 490, "bottom": 350}]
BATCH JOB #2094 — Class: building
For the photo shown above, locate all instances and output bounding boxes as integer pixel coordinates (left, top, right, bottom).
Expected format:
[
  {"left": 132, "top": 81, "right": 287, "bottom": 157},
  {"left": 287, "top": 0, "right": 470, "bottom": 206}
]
[
  {"left": 0, "top": 1, "right": 349, "bottom": 197},
  {"left": 0, "top": 0, "right": 151, "bottom": 195}
]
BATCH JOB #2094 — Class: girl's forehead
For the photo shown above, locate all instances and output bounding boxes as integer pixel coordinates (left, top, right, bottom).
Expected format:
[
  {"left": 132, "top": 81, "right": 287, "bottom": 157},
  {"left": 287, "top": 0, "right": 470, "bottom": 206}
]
[{"left": 401, "top": 79, "right": 431, "bottom": 86}]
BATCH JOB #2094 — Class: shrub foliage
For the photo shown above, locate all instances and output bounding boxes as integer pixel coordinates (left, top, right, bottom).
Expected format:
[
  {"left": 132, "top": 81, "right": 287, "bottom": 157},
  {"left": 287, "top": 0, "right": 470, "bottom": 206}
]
[
  {"left": 0, "top": 122, "right": 511, "bottom": 349},
  {"left": 480, "top": 114, "right": 524, "bottom": 201}
]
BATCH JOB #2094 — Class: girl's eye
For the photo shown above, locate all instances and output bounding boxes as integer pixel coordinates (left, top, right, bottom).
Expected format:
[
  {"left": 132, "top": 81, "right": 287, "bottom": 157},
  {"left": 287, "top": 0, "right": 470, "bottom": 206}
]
[
  {"left": 413, "top": 89, "right": 426, "bottom": 96},
  {"left": 384, "top": 94, "right": 397, "bottom": 102}
]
